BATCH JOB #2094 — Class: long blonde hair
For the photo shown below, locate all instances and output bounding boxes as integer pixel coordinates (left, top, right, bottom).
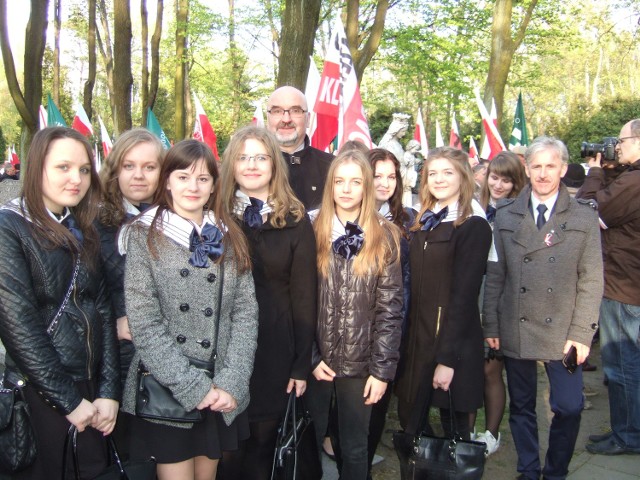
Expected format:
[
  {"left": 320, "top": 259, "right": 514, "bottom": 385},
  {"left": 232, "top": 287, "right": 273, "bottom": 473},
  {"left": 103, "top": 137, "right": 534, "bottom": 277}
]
[
  {"left": 413, "top": 147, "right": 475, "bottom": 230},
  {"left": 219, "top": 125, "right": 305, "bottom": 227},
  {"left": 314, "top": 150, "right": 400, "bottom": 277}
]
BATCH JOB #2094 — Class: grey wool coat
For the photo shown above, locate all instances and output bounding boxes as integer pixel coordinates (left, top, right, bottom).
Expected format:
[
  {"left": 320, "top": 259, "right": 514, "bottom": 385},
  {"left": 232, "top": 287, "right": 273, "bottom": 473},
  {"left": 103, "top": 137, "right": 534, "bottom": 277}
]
[
  {"left": 483, "top": 185, "right": 603, "bottom": 361},
  {"left": 121, "top": 224, "right": 258, "bottom": 427}
]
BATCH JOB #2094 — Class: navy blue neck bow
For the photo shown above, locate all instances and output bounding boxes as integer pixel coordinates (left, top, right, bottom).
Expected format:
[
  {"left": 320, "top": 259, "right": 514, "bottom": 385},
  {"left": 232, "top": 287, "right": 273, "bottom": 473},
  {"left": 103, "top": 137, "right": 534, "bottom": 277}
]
[
  {"left": 62, "top": 214, "right": 84, "bottom": 245},
  {"left": 125, "top": 202, "right": 152, "bottom": 220},
  {"left": 189, "top": 223, "right": 224, "bottom": 268},
  {"left": 332, "top": 222, "right": 364, "bottom": 260},
  {"left": 486, "top": 205, "right": 497, "bottom": 223},
  {"left": 419, "top": 206, "right": 449, "bottom": 231},
  {"left": 243, "top": 197, "right": 264, "bottom": 229}
]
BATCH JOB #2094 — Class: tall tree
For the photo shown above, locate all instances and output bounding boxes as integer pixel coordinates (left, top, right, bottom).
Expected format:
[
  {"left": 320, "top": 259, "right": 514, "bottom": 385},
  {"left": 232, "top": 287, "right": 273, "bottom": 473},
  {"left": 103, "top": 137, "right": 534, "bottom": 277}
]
[
  {"left": 53, "top": 0, "right": 61, "bottom": 104},
  {"left": 0, "top": 0, "right": 49, "bottom": 152},
  {"left": 96, "top": 0, "right": 116, "bottom": 126},
  {"left": 484, "top": 0, "right": 538, "bottom": 125},
  {"left": 149, "top": 0, "right": 164, "bottom": 113},
  {"left": 175, "top": 0, "right": 188, "bottom": 139},
  {"left": 141, "top": 0, "right": 149, "bottom": 124},
  {"left": 113, "top": 0, "right": 133, "bottom": 133},
  {"left": 83, "top": 0, "right": 96, "bottom": 119}
]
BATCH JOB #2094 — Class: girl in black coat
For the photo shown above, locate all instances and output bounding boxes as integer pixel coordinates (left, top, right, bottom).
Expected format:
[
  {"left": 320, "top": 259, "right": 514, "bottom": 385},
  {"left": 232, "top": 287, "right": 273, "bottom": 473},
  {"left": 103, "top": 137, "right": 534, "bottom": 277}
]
[
  {"left": 395, "top": 147, "right": 492, "bottom": 440},
  {"left": 217, "top": 126, "right": 317, "bottom": 480}
]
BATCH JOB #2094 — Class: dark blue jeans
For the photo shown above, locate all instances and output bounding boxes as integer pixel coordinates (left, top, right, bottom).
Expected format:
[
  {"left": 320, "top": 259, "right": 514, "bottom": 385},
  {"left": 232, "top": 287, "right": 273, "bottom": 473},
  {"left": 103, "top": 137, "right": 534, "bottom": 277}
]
[
  {"left": 600, "top": 297, "right": 640, "bottom": 449},
  {"left": 504, "top": 357, "right": 583, "bottom": 480}
]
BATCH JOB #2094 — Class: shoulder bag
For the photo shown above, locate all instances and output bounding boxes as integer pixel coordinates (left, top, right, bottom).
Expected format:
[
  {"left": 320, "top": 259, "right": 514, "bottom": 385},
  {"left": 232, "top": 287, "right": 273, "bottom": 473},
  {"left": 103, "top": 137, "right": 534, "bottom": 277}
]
[{"left": 135, "top": 263, "right": 224, "bottom": 423}]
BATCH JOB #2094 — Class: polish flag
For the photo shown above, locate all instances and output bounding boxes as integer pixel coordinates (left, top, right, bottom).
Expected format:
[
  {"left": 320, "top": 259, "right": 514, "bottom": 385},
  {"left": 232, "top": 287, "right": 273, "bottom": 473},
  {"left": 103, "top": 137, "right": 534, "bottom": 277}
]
[
  {"left": 38, "top": 105, "right": 47, "bottom": 130},
  {"left": 98, "top": 116, "right": 113, "bottom": 158},
  {"left": 435, "top": 120, "right": 444, "bottom": 147},
  {"left": 413, "top": 108, "right": 429, "bottom": 154},
  {"left": 312, "top": 14, "right": 372, "bottom": 151},
  {"left": 469, "top": 138, "right": 479, "bottom": 162},
  {"left": 449, "top": 113, "right": 461, "bottom": 149},
  {"left": 252, "top": 103, "right": 264, "bottom": 128},
  {"left": 305, "top": 57, "right": 321, "bottom": 139},
  {"left": 475, "top": 89, "right": 505, "bottom": 160},
  {"left": 71, "top": 104, "right": 94, "bottom": 137},
  {"left": 10, "top": 145, "right": 19, "bottom": 166},
  {"left": 192, "top": 94, "right": 219, "bottom": 160},
  {"left": 94, "top": 143, "right": 102, "bottom": 172}
]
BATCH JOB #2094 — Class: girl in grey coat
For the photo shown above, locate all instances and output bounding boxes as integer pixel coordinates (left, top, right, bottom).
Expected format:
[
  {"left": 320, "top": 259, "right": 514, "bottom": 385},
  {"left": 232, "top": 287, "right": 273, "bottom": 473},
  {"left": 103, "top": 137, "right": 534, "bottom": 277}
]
[{"left": 119, "top": 140, "right": 258, "bottom": 480}]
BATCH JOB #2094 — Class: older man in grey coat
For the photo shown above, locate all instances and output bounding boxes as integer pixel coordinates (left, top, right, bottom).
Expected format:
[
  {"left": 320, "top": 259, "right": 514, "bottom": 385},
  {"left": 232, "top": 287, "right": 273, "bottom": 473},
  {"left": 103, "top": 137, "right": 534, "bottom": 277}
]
[{"left": 483, "top": 137, "right": 603, "bottom": 480}]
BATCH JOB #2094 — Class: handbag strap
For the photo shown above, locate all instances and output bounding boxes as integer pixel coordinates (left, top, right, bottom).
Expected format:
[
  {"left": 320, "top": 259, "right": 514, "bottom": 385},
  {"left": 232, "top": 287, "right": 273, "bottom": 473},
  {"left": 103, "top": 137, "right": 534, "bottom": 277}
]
[
  {"left": 210, "top": 262, "right": 224, "bottom": 363},
  {"left": 62, "top": 427, "right": 130, "bottom": 480},
  {"left": 47, "top": 256, "right": 81, "bottom": 336}
]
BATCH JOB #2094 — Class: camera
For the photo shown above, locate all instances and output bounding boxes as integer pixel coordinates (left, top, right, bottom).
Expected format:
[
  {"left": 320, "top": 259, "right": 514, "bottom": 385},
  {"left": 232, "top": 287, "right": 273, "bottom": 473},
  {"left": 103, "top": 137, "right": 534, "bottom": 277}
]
[{"left": 580, "top": 137, "right": 618, "bottom": 162}]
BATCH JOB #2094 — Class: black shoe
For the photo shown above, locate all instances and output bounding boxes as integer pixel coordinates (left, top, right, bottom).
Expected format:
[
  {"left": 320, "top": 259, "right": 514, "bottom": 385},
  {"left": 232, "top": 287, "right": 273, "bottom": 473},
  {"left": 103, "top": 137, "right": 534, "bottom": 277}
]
[
  {"left": 586, "top": 437, "right": 640, "bottom": 455},
  {"left": 322, "top": 445, "right": 336, "bottom": 462},
  {"left": 582, "top": 361, "right": 597, "bottom": 372},
  {"left": 588, "top": 431, "right": 612, "bottom": 443},
  {"left": 516, "top": 474, "right": 539, "bottom": 480}
]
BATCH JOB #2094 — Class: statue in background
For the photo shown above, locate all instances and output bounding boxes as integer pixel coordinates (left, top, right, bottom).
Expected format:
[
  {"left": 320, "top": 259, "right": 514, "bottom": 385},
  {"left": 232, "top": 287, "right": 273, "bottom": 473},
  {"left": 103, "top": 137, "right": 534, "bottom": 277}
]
[
  {"left": 378, "top": 113, "right": 410, "bottom": 165},
  {"left": 402, "top": 139, "right": 421, "bottom": 207}
]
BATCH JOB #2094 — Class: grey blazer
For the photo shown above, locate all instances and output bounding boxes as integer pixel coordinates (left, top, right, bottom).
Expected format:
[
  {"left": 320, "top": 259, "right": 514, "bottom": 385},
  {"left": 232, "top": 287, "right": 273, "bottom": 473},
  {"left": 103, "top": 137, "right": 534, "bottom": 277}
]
[
  {"left": 483, "top": 185, "right": 603, "bottom": 361},
  {"left": 121, "top": 225, "right": 258, "bottom": 427}
]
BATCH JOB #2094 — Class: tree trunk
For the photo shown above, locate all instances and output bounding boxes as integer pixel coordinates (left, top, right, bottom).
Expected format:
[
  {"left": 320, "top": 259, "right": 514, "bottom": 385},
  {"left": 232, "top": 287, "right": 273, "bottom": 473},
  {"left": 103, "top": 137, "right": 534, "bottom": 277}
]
[
  {"left": 148, "top": 0, "right": 163, "bottom": 112},
  {"left": 97, "top": 0, "right": 116, "bottom": 126},
  {"left": 83, "top": 0, "right": 96, "bottom": 120},
  {"left": 346, "top": 0, "right": 390, "bottom": 83},
  {"left": 227, "top": 0, "right": 243, "bottom": 126},
  {"left": 0, "top": 0, "right": 49, "bottom": 153},
  {"left": 53, "top": 0, "right": 61, "bottom": 104},
  {"left": 113, "top": 0, "right": 133, "bottom": 134},
  {"left": 277, "top": 0, "right": 322, "bottom": 89},
  {"left": 483, "top": 0, "right": 538, "bottom": 125},
  {"left": 141, "top": 0, "right": 149, "bottom": 125},
  {"left": 263, "top": 0, "right": 279, "bottom": 84},
  {"left": 175, "top": 0, "right": 188, "bottom": 139}
]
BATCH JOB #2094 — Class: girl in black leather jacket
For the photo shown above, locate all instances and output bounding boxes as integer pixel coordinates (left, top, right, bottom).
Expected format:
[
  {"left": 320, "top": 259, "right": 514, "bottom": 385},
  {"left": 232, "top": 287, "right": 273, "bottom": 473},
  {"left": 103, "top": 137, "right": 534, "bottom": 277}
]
[{"left": 0, "top": 127, "right": 119, "bottom": 479}]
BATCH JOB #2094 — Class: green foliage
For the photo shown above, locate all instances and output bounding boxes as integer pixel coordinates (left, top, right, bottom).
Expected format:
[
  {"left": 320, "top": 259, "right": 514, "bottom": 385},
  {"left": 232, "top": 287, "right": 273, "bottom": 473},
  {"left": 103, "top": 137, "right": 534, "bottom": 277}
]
[{"left": 0, "top": 127, "right": 6, "bottom": 159}]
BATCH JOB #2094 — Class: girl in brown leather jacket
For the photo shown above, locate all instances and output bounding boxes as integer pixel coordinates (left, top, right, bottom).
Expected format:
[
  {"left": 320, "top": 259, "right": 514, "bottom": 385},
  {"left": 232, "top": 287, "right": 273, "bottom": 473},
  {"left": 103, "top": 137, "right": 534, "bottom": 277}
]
[{"left": 306, "top": 150, "right": 403, "bottom": 480}]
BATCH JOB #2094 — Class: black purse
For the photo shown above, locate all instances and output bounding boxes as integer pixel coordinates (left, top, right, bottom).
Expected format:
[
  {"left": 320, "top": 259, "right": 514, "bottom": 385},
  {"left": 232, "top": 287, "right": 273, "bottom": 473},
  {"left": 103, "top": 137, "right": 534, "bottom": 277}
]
[
  {"left": 135, "top": 264, "right": 223, "bottom": 423},
  {"left": 393, "top": 386, "right": 487, "bottom": 480},
  {"left": 0, "top": 371, "right": 37, "bottom": 473},
  {"left": 62, "top": 426, "right": 156, "bottom": 480},
  {"left": 271, "top": 391, "right": 322, "bottom": 480}
]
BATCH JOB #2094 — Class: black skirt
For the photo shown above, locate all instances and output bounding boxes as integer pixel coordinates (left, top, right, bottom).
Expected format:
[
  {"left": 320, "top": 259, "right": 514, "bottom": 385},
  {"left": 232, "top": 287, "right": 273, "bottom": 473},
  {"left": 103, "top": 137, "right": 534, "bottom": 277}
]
[{"left": 129, "top": 409, "right": 250, "bottom": 463}]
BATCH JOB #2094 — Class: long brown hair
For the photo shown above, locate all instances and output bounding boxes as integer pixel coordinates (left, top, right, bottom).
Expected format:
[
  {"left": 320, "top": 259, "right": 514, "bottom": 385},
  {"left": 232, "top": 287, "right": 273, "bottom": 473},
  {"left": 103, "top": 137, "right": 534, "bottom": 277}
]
[
  {"left": 479, "top": 151, "right": 526, "bottom": 210},
  {"left": 314, "top": 150, "right": 399, "bottom": 277},
  {"left": 219, "top": 125, "right": 305, "bottom": 227},
  {"left": 99, "top": 128, "right": 164, "bottom": 227},
  {"left": 147, "top": 139, "right": 251, "bottom": 272},
  {"left": 412, "top": 147, "right": 475, "bottom": 230},
  {"left": 21, "top": 127, "right": 100, "bottom": 263},
  {"left": 368, "top": 148, "right": 410, "bottom": 237}
]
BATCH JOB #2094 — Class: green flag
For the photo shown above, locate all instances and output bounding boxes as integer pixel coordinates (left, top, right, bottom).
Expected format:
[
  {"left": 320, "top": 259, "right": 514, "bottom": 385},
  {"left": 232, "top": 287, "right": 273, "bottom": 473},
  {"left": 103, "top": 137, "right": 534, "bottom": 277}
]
[
  {"left": 509, "top": 92, "right": 529, "bottom": 148},
  {"left": 146, "top": 108, "right": 171, "bottom": 150},
  {"left": 47, "top": 94, "right": 67, "bottom": 127}
]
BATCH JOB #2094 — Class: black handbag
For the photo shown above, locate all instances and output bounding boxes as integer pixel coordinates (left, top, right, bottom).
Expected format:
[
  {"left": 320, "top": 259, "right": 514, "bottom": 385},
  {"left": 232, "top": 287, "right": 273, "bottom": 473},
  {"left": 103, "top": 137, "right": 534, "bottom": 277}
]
[
  {"left": 135, "top": 263, "right": 223, "bottom": 423},
  {"left": 271, "top": 392, "right": 322, "bottom": 480},
  {"left": 62, "top": 426, "right": 156, "bottom": 480},
  {"left": 393, "top": 386, "right": 487, "bottom": 480},
  {"left": 0, "top": 371, "right": 37, "bottom": 473}
]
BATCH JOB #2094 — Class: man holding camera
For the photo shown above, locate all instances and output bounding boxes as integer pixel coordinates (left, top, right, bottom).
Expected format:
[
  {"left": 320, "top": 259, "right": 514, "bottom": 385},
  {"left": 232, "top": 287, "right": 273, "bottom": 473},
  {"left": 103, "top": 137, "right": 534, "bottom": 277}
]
[{"left": 577, "top": 119, "right": 640, "bottom": 456}]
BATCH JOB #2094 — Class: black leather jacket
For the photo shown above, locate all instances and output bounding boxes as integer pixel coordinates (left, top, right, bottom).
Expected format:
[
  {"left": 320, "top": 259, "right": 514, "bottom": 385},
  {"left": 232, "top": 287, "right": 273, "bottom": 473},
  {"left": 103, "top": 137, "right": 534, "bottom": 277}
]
[{"left": 0, "top": 210, "right": 120, "bottom": 414}]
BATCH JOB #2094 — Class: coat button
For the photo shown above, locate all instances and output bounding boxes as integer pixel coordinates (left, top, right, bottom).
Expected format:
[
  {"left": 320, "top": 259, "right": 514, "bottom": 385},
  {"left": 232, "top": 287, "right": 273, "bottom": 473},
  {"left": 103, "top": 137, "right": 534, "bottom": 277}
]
[
  {"left": 203, "top": 307, "right": 214, "bottom": 317},
  {"left": 520, "top": 317, "right": 526, "bottom": 322},
  {"left": 180, "top": 303, "right": 190, "bottom": 312},
  {"left": 176, "top": 334, "right": 186, "bottom": 343},
  {"left": 547, "top": 287, "right": 553, "bottom": 293},
  {"left": 180, "top": 268, "right": 190, "bottom": 277},
  {"left": 197, "top": 339, "right": 211, "bottom": 349},
  {"left": 523, "top": 257, "right": 531, "bottom": 263},
  {"left": 591, "top": 323, "right": 598, "bottom": 330},
  {"left": 545, "top": 318, "right": 552, "bottom": 323},
  {"left": 520, "top": 287, "right": 526, "bottom": 293},
  {"left": 549, "top": 257, "right": 555, "bottom": 263},
  {"left": 207, "top": 273, "right": 216, "bottom": 282}
]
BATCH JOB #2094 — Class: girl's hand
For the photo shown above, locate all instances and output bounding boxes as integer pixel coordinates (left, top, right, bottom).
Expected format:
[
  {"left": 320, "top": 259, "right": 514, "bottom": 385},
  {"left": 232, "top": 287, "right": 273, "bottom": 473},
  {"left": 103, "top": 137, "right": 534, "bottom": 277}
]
[
  {"left": 92, "top": 398, "right": 119, "bottom": 435},
  {"left": 196, "top": 385, "right": 220, "bottom": 410},
  {"left": 432, "top": 364, "right": 455, "bottom": 391},
  {"left": 312, "top": 361, "right": 336, "bottom": 382},
  {"left": 363, "top": 376, "right": 387, "bottom": 405},
  {"left": 287, "top": 378, "right": 307, "bottom": 397},
  {"left": 66, "top": 399, "right": 98, "bottom": 433},
  {"left": 210, "top": 388, "right": 238, "bottom": 413},
  {"left": 116, "top": 316, "right": 132, "bottom": 341}
]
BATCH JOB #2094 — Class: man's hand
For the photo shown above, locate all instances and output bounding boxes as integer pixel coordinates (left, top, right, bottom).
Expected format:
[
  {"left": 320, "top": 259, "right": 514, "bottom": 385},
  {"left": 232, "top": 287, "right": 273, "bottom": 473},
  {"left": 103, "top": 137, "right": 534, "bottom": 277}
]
[
  {"left": 312, "top": 361, "right": 336, "bottom": 382},
  {"left": 486, "top": 337, "right": 500, "bottom": 350},
  {"left": 563, "top": 340, "right": 590, "bottom": 365},
  {"left": 587, "top": 152, "right": 602, "bottom": 169}
]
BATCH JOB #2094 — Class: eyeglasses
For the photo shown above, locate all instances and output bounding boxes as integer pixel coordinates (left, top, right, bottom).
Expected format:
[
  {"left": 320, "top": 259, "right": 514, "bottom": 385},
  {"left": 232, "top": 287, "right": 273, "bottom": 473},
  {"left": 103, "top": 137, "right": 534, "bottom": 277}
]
[
  {"left": 238, "top": 154, "right": 272, "bottom": 163},
  {"left": 267, "top": 107, "right": 307, "bottom": 118},
  {"left": 617, "top": 136, "right": 640, "bottom": 144}
]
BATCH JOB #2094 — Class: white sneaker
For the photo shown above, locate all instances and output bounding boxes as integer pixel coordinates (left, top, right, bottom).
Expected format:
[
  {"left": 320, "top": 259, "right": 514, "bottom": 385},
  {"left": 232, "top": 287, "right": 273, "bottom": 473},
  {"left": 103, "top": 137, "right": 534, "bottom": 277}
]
[
  {"left": 476, "top": 430, "right": 501, "bottom": 455},
  {"left": 470, "top": 427, "right": 477, "bottom": 441}
]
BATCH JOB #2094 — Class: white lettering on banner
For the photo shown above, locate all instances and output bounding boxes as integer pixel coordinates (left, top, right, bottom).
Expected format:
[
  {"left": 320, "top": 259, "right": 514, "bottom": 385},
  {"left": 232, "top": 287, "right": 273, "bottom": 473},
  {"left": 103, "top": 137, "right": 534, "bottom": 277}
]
[{"left": 318, "top": 77, "right": 340, "bottom": 106}]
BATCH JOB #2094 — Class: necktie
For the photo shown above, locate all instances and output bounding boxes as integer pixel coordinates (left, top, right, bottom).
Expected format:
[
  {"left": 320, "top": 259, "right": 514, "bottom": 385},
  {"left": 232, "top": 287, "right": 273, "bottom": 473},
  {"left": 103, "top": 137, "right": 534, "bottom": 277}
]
[
  {"left": 486, "top": 205, "right": 497, "bottom": 223},
  {"left": 536, "top": 204, "right": 548, "bottom": 230},
  {"left": 62, "top": 214, "right": 84, "bottom": 244}
]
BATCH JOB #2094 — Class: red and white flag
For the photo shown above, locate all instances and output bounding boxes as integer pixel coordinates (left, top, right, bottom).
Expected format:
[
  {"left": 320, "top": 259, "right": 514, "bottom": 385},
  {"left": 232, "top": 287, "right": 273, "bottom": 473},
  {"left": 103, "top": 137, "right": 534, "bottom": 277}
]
[
  {"left": 98, "top": 116, "right": 113, "bottom": 158},
  {"left": 192, "top": 94, "right": 219, "bottom": 160},
  {"left": 435, "top": 120, "right": 444, "bottom": 147},
  {"left": 305, "top": 57, "right": 321, "bottom": 139},
  {"left": 38, "top": 105, "right": 47, "bottom": 130},
  {"left": 312, "top": 14, "right": 372, "bottom": 151},
  {"left": 475, "top": 89, "right": 505, "bottom": 160},
  {"left": 469, "top": 138, "right": 479, "bottom": 162},
  {"left": 252, "top": 103, "right": 265, "bottom": 128},
  {"left": 10, "top": 145, "right": 19, "bottom": 166},
  {"left": 413, "top": 108, "right": 429, "bottom": 154},
  {"left": 449, "top": 113, "right": 461, "bottom": 149},
  {"left": 71, "top": 104, "right": 94, "bottom": 136}
]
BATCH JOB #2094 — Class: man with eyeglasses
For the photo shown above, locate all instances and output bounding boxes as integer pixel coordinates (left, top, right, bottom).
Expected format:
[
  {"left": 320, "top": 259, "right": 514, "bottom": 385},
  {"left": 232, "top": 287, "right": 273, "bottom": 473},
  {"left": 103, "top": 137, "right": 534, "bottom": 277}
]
[
  {"left": 577, "top": 119, "right": 640, "bottom": 456},
  {"left": 266, "top": 86, "right": 334, "bottom": 210}
]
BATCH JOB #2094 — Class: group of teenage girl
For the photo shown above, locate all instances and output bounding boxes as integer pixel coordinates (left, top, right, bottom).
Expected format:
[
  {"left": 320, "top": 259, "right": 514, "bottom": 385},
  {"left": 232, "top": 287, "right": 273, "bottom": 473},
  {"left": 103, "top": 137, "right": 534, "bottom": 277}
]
[{"left": 0, "top": 123, "right": 527, "bottom": 480}]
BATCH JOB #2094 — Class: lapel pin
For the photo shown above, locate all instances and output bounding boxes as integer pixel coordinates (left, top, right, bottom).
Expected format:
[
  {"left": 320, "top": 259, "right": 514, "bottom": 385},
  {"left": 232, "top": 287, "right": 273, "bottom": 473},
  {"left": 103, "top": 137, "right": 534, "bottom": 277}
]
[{"left": 544, "top": 229, "right": 555, "bottom": 247}]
